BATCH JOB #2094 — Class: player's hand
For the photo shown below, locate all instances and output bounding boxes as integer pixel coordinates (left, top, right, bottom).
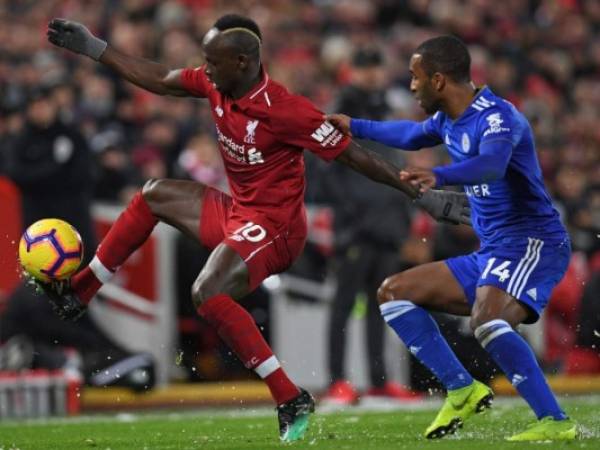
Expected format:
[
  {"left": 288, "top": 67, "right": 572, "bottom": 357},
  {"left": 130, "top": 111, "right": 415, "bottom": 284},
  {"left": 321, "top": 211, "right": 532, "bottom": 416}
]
[
  {"left": 25, "top": 276, "right": 87, "bottom": 321},
  {"left": 415, "top": 189, "right": 472, "bottom": 226},
  {"left": 400, "top": 168, "right": 437, "bottom": 193},
  {"left": 325, "top": 114, "right": 352, "bottom": 136},
  {"left": 47, "top": 18, "right": 107, "bottom": 61}
]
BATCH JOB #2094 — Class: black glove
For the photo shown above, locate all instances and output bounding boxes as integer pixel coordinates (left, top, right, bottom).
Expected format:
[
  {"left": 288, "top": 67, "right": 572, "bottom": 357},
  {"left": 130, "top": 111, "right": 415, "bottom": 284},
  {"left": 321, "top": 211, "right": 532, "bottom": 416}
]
[
  {"left": 415, "top": 189, "right": 472, "bottom": 226},
  {"left": 47, "top": 18, "right": 107, "bottom": 61},
  {"left": 26, "top": 277, "right": 87, "bottom": 321}
]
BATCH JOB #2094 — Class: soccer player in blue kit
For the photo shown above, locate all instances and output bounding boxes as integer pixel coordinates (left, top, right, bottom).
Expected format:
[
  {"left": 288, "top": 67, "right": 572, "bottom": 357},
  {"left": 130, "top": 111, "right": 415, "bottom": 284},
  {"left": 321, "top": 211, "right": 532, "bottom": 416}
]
[{"left": 327, "top": 36, "right": 578, "bottom": 441}]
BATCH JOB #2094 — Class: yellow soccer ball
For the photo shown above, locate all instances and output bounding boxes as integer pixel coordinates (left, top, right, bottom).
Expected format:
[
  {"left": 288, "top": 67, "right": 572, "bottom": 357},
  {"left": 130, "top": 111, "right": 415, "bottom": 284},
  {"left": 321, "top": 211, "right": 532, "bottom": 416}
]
[{"left": 18, "top": 218, "right": 83, "bottom": 283}]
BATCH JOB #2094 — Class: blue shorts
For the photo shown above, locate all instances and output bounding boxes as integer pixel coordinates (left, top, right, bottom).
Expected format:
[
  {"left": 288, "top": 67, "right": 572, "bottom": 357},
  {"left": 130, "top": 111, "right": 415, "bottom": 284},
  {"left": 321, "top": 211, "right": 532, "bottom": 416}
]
[{"left": 446, "top": 237, "right": 571, "bottom": 323}]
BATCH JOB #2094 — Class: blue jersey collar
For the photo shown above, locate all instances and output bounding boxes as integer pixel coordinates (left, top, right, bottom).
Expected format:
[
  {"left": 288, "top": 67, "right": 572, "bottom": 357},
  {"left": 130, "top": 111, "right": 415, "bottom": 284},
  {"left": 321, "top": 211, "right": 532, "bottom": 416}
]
[{"left": 449, "top": 85, "right": 492, "bottom": 125}]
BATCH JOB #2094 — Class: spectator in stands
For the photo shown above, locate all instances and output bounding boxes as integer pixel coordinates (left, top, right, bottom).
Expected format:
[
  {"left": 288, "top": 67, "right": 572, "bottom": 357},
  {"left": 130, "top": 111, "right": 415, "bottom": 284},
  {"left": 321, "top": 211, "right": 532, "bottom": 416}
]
[
  {"left": 0, "top": 0, "right": 598, "bottom": 384},
  {"left": 0, "top": 86, "right": 154, "bottom": 391},
  {"left": 321, "top": 48, "right": 421, "bottom": 405}
]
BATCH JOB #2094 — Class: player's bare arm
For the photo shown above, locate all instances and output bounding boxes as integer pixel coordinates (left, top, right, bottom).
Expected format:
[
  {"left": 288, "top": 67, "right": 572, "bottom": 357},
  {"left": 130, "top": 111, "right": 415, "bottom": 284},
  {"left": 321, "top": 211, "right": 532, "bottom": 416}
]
[
  {"left": 47, "top": 18, "right": 189, "bottom": 97},
  {"left": 100, "top": 48, "right": 189, "bottom": 96},
  {"left": 336, "top": 141, "right": 418, "bottom": 198},
  {"left": 400, "top": 168, "right": 437, "bottom": 193},
  {"left": 336, "top": 142, "right": 471, "bottom": 225}
]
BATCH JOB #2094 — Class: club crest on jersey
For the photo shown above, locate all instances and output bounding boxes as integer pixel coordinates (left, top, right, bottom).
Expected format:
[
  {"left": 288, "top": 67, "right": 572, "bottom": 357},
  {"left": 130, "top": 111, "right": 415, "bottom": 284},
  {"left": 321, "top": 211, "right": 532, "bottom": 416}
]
[
  {"left": 244, "top": 119, "right": 259, "bottom": 144},
  {"left": 461, "top": 133, "right": 470, "bottom": 153}
]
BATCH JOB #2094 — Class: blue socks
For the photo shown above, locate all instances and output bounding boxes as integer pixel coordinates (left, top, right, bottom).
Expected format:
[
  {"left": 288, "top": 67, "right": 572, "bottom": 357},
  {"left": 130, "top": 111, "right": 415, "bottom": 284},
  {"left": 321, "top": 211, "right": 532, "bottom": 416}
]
[
  {"left": 380, "top": 300, "right": 473, "bottom": 390},
  {"left": 475, "top": 319, "right": 566, "bottom": 420}
]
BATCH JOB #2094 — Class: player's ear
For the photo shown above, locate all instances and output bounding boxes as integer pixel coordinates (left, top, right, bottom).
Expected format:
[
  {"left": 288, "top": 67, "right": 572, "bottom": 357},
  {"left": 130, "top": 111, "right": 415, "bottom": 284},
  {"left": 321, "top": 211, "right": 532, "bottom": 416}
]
[{"left": 432, "top": 72, "right": 446, "bottom": 91}]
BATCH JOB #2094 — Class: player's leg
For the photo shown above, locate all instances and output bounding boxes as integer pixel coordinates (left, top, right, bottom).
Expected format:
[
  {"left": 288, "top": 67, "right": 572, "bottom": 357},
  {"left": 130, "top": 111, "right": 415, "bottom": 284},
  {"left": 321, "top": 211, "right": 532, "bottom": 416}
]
[
  {"left": 377, "top": 258, "right": 493, "bottom": 438},
  {"left": 71, "top": 179, "right": 207, "bottom": 304},
  {"left": 193, "top": 213, "right": 313, "bottom": 442},
  {"left": 470, "top": 239, "right": 578, "bottom": 441},
  {"left": 192, "top": 243, "right": 301, "bottom": 402},
  {"left": 377, "top": 261, "right": 474, "bottom": 390}
]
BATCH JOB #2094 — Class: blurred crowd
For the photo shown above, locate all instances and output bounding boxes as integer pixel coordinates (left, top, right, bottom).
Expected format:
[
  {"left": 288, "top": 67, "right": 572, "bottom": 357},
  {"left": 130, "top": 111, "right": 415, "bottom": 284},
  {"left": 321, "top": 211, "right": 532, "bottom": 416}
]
[{"left": 0, "top": 0, "right": 599, "bottom": 377}]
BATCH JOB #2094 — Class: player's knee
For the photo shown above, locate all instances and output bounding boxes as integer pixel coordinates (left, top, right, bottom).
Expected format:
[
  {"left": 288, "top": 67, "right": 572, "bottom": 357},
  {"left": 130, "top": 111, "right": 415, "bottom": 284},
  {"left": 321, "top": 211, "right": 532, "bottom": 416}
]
[
  {"left": 191, "top": 276, "right": 216, "bottom": 308},
  {"left": 469, "top": 309, "right": 495, "bottom": 332},
  {"left": 141, "top": 178, "right": 165, "bottom": 211},
  {"left": 377, "top": 274, "right": 410, "bottom": 305},
  {"left": 469, "top": 315, "right": 482, "bottom": 333}
]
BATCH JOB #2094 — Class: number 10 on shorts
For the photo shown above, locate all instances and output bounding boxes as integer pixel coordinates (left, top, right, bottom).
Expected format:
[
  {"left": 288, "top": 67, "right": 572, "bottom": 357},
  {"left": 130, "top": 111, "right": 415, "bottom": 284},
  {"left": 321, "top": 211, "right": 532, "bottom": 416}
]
[
  {"left": 233, "top": 222, "right": 267, "bottom": 242},
  {"left": 482, "top": 257, "right": 511, "bottom": 282}
]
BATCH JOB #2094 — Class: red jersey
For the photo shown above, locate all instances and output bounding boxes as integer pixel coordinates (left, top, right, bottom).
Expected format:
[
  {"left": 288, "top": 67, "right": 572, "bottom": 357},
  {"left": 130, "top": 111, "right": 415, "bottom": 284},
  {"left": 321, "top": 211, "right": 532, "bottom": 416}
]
[{"left": 180, "top": 66, "right": 350, "bottom": 236}]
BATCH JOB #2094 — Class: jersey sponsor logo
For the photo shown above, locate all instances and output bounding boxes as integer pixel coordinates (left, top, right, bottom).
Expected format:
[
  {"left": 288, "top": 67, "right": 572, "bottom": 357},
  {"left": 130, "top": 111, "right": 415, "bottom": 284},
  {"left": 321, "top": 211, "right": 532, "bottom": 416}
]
[
  {"left": 215, "top": 124, "right": 265, "bottom": 165},
  {"left": 244, "top": 119, "right": 259, "bottom": 144},
  {"left": 465, "top": 183, "right": 491, "bottom": 197},
  {"left": 311, "top": 121, "right": 343, "bottom": 147},
  {"left": 471, "top": 94, "right": 496, "bottom": 111},
  {"left": 311, "top": 121, "right": 334, "bottom": 142},
  {"left": 247, "top": 147, "right": 264, "bottom": 165},
  {"left": 461, "top": 133, "right": 470, "bottom": 153},
  {"left": 483, "top": 112, "right": 511, "bottom": 136}
]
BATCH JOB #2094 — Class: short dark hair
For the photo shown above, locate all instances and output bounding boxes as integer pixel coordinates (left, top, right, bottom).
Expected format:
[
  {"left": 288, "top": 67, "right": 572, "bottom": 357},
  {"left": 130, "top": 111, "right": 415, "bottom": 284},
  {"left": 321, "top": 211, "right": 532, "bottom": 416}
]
[
  {"left": 415, "top": 35, "right": 471, "bottom": 83},
  {"left": 213, "top": 14, "right": 262, "bottom": 57}
]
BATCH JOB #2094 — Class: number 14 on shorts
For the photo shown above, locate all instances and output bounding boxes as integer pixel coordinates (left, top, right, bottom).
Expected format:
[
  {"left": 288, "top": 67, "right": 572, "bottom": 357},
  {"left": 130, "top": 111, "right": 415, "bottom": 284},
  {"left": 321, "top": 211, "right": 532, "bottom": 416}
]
[{"left": 482, "top": 257, "right": 511, "bottom": 282}]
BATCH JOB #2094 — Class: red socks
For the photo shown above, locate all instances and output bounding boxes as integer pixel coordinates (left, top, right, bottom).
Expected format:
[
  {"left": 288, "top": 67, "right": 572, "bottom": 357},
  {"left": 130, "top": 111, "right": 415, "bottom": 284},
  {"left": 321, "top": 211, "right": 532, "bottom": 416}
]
[
  {"left": 72, "top": 191, "right": 158, "bottom": 304},
  {"left": 72, "top": 191, "right": 299, "bottom": 406},
  {"left": 198, "top": 294, "right": 300, "bottom": 405}
]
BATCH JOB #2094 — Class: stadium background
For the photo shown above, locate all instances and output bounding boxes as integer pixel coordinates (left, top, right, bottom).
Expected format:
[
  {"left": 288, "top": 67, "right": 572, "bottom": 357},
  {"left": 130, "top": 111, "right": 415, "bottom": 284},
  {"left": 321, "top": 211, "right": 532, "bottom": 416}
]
[{"left": 0, "top": 0, "right": 599, "bottom": 412}]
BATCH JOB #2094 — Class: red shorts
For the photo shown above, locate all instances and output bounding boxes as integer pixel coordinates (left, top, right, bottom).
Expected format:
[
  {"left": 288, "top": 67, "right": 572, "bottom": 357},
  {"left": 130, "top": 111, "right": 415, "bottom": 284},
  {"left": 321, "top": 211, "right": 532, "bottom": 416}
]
[{"left": 199, "top": 188, "right": 307, "bottom": 290}]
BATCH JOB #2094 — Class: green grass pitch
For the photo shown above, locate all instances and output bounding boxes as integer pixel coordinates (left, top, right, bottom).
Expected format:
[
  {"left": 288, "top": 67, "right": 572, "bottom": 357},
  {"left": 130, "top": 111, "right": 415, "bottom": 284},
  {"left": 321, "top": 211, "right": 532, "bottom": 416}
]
[{"left": 0, "top": 396, "right": 598, "bottom": 449}]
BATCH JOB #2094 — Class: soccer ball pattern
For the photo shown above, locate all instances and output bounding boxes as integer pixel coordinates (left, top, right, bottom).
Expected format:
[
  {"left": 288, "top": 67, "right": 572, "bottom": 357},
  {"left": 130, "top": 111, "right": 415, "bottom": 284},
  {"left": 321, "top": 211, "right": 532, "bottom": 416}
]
[{"left": 18, "top": 218, "right": 83, "bottom": 283}]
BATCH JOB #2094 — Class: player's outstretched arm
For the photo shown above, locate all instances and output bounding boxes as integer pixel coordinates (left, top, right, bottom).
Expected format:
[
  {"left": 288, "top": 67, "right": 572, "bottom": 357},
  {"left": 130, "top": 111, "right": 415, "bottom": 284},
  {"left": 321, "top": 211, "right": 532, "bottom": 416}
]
[
  {"left": 336, "top": 140, "right": 419, "bottom": 197},
  {"left": 401, "top": 140, "right": 512, "bottom": 193},
  {"left": 47, "top": 18, "right": 189, "bottom": 97},
  {"left": 335, "top": 141, "right": 471, "bottom": 225},
  {"left": 327, "top": 114, "right": 440, "bottom": 150}
]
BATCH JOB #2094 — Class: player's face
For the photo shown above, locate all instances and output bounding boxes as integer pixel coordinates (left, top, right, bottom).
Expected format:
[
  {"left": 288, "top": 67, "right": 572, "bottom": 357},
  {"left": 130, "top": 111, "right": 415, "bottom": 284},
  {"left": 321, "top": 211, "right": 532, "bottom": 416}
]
[
  {"left": 202, "top": 37, "right": 244, "bottom": 96},
  {"left": 409, "top": 55, "right": 442, "bottom": 115}
]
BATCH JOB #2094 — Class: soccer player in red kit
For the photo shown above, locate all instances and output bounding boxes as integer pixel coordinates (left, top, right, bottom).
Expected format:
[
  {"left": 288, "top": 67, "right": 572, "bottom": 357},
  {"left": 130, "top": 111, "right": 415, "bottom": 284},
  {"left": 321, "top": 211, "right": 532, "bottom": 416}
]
[{"left": 44, "top": 14, "right": 470, "bottom": 441}]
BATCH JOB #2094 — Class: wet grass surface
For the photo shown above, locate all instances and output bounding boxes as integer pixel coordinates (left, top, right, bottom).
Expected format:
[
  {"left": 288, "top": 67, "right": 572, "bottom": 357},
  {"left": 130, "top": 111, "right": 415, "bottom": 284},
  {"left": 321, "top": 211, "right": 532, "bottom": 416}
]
[{"left": 0, "top": 396, "right": 598, "bottom": 449}]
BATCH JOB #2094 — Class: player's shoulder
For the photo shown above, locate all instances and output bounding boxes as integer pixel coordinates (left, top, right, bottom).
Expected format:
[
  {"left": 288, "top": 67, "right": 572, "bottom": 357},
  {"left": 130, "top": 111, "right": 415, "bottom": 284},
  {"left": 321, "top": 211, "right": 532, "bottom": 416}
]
[
  {"left": 267, "top": 80, "right": 315, "bottom": 109},
  {"left": 469, "top": 88, "right": 521, "bottom": 133},
  {"left": 265, "top": 80, "right": 322, "bottom": 122},
  {"left": 470, "top": 88, "right": 516, "bottom": 118}
]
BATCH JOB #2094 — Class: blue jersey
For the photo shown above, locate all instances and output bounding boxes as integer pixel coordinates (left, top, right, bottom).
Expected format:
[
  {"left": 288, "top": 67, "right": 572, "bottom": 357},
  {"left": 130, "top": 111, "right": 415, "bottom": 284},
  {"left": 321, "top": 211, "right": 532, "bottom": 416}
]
[
  {"left": 424, "top": 87, "right": 566, "bottom": 247},
  {"left": 352, "top": 87, "right": 567, "bottom": 249}
]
